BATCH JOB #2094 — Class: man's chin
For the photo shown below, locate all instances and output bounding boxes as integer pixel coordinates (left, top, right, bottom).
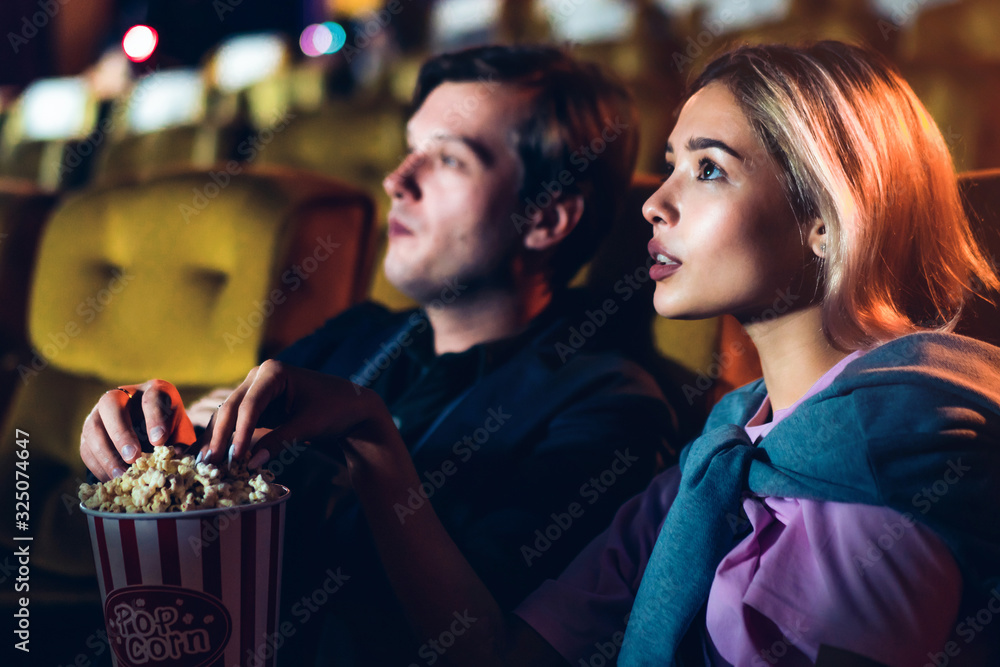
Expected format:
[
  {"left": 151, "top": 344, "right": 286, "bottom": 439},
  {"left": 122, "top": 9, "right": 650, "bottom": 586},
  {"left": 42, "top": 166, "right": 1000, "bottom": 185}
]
[{"left": 382, "top": 268, "right": 436, "bottom": 305}]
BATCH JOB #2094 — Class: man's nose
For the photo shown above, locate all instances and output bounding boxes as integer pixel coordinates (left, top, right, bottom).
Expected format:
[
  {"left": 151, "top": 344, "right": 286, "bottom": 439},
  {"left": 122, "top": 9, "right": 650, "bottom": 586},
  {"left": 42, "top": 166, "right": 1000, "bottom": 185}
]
[{"left": 383, "top": 152, "right": 425, "bottom": 200}]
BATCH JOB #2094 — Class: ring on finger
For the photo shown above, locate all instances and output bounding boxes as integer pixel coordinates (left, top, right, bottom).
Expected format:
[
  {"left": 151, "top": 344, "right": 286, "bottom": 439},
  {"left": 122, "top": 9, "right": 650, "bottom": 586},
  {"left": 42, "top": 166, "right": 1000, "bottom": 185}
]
[{"left": 110, "top": 387, "right": 134, "bottom": 400}]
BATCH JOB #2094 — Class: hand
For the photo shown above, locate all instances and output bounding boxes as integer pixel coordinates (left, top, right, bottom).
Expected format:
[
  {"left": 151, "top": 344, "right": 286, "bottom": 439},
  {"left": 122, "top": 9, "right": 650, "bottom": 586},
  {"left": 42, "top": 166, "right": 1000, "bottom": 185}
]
[
  {"left": 202, "top": 360, "right": 400, "bottom": 470},
  {"left": 80, "top": 379, "right": 196, "bottom": 481}
]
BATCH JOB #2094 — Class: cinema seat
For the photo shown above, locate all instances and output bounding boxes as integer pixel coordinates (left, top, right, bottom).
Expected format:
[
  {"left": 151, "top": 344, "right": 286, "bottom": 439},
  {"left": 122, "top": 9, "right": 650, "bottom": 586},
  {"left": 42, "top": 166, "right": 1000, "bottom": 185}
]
[
  {"left": 0, "top": 76, "right": 100, "bottom": 190},
  {"left": 0, "top": 166, "right": 376, "bottom": 585},
  {"left": 956, "top": 169, "right": 1000, "bottom": 346},
  {"left": 0, "top": 180, "right": 59, "bottom": 418}
]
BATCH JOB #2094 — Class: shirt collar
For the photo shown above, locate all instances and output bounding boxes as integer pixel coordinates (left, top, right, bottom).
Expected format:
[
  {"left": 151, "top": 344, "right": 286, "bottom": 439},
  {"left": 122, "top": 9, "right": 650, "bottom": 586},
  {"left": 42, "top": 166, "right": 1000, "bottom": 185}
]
[{"left": 403, "top": 303, "right": 558, "bottom": 378}]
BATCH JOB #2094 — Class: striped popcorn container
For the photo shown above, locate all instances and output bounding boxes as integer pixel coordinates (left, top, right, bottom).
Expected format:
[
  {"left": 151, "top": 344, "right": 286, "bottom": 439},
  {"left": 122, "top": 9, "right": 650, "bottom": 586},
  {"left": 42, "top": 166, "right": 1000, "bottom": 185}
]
[{"left": 81, "top": 486, "right": 290, "bottom": 667}]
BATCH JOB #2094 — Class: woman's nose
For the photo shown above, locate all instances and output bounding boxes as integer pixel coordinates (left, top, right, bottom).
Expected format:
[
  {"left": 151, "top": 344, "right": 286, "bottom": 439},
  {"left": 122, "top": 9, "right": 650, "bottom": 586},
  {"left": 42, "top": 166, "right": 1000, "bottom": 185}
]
[{"left": 642, "top": 183, "right": 679, "bottom": 227}]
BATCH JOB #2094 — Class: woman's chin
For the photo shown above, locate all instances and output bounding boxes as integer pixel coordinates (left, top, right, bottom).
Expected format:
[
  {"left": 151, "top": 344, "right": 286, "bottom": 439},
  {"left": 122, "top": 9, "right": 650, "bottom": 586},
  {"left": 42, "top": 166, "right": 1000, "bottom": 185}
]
[
  {"left": 652, "top": 292, "right": 716, "bottom": 321},
  {"left": 652, "top": 291, "right": 688, "bottom": 320}
]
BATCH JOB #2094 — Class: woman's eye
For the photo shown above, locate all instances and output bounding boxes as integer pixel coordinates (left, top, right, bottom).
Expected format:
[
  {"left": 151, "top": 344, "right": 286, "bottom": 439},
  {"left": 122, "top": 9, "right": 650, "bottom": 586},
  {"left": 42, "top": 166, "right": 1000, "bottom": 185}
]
[
  {"left": 661, "top": 162, "right": 675, "bottom": 181},
  {"left": 441, "top": 154, "right": 461, "bottom": 168},
  {"left": 698, "top": 159, "right": 724, "bottom": 181}
]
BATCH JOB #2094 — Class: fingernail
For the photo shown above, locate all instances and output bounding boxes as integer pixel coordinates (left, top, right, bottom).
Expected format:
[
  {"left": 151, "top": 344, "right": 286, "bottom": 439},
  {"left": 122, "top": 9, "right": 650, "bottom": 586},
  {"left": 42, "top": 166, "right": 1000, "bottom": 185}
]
[
  {"left": 149, "top": 426, "right": 165, "bottom": 442},
  {"left": 122, "top": 444, "right": 136, "bottom": 460},
  {"left": 227, "top": 444, "right": 235, "bottom": 465},
  {"left": 112, "top": 467, "right": 125, "bottom": 478},
  {"left": 195, "top": 451, "right": 203, "bottom": 464},
  {"left": 249, "top": 450, "right": 270, "bottom": 468}
]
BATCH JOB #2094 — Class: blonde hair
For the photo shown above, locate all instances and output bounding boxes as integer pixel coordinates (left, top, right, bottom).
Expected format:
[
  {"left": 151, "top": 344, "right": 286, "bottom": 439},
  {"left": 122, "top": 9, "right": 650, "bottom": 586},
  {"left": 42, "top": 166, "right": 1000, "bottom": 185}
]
[{"left": 691, "top": 41, "right": 999, "bottom": 350}]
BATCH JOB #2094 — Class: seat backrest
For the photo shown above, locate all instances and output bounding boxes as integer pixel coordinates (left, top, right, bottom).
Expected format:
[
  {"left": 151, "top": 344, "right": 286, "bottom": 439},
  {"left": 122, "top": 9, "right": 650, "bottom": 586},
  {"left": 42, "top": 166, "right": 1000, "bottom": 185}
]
[
  {"left": 89, "top": 68, "right": 253, "bottom": 187},
  {"left": 0, "top": 179, "right": 58, "bottom": 416},
  {"left": 956, "top": 169, "right": 1000, "bottom": 346},
  {"left": 0, "top": 166, "right": 376, "bottom": 578},
  {"left": 27, "top": 166, "right": 376, "bottom": 384},
  {"left": 0, "top": 76, "right": 100, "bottom": 190}
]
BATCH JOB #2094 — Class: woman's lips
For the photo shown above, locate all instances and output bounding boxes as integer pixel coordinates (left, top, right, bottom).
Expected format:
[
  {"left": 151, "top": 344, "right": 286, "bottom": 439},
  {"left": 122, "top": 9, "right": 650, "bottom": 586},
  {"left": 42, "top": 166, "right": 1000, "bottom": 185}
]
[
  {"left": 649, "top": 262, "right": 681, "bottom": 281},
  {"left": 647, "top": 239, "right": 681, "bottom": 281}
]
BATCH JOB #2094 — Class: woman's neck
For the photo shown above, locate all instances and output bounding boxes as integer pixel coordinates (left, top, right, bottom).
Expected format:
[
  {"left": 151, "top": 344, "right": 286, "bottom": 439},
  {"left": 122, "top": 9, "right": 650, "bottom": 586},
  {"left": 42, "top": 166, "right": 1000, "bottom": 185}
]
[{"left": 742, "top": 304, "right": 851, "bottom": 411}]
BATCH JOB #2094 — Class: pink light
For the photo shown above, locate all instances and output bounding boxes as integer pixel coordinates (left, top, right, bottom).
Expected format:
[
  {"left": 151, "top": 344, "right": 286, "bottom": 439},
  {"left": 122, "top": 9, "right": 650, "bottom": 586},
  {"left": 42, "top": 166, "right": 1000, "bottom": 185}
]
[
  {"left": 123, "top": 25, "right": 158, "bottom": 63},
  {"left": 300, "top": 24, "right": 320, "bottom": 57}
]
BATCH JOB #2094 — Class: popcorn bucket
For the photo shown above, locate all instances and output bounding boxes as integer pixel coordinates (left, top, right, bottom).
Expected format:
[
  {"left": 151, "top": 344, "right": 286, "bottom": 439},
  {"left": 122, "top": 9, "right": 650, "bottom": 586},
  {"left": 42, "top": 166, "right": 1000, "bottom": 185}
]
[{"left": 81, "top": 486, "right": 290, "bottom": 667}]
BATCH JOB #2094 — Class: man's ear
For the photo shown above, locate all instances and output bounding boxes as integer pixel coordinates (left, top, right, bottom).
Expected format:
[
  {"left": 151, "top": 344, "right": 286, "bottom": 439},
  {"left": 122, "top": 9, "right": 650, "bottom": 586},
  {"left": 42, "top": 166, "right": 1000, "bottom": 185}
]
[
  {"left": 806, "top": 218, "right": 827, "bottom": 259},
  {"left": 521, "top": 194, "right": 585, "bottom": 251}
]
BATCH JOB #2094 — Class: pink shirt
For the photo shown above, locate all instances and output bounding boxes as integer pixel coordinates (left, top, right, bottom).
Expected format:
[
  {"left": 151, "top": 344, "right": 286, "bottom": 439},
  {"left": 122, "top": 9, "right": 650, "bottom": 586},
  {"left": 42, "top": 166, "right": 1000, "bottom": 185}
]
[{"left": 516, "top": 353, "right": 962, "bottom": 666}]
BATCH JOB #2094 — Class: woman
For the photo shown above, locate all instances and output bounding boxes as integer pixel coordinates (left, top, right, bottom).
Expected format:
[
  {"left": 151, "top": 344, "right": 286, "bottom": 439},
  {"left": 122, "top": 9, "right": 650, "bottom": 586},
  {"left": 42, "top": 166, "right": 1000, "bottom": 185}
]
[{"left": 206, "top": 42, "right": 1000, "bottom": 665}]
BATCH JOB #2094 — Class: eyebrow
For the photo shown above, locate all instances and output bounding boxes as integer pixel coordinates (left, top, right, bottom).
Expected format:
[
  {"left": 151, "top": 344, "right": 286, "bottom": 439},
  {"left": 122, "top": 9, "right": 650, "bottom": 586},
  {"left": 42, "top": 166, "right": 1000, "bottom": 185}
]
[
  {"left": 665, "top": 137, "right": 744, "bottom": 161},
  {"left": 407, "top": 132, "right": 496, "bottom": 167}
]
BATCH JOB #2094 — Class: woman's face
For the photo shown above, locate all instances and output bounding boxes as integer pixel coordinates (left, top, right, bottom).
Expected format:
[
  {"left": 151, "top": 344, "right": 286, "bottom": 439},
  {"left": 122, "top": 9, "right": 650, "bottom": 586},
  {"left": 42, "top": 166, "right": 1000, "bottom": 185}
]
[{"left": 644, "top": 82, "right": 813, "bottom": 323}]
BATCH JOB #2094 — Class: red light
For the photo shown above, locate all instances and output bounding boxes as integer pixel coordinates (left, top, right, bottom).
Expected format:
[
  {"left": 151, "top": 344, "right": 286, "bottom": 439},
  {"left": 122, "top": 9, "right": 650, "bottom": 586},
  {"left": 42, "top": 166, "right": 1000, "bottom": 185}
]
[{"left": 123, "top": 25, "right": 158, "bottom": 63}]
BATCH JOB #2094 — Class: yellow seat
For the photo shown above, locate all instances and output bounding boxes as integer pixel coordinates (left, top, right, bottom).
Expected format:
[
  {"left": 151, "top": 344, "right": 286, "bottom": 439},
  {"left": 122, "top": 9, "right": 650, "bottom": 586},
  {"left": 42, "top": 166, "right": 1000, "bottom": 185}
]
[
  {"left": 0, "top": 165, "right": 376, "bottom": 581},
  {"left": 254, "top": 96, "right": 411, "bottom": 308}
]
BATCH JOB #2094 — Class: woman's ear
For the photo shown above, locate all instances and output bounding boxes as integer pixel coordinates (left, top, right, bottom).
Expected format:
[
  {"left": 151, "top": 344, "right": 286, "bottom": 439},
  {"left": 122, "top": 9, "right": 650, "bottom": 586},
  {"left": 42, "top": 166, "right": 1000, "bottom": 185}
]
[
  {"left": 807, "top": 219, "right": 827, "bottom": 259},
  {"left": 522, "top": 194, "right": 585, "bottom": 251}
]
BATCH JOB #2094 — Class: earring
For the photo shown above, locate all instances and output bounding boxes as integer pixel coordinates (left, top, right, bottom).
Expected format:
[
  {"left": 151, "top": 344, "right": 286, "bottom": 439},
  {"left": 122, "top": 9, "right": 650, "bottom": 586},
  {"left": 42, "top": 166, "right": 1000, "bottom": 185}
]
[{"left": 820, "top": 243, "right": 826, "bottom": 254}]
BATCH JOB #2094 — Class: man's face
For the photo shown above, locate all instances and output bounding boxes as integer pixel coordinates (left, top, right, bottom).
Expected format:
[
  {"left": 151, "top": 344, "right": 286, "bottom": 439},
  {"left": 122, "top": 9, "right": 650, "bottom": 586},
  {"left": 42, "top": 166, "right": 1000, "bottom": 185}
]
[{"left": 382, "top": 81, "right": 531, "bottom": 304}]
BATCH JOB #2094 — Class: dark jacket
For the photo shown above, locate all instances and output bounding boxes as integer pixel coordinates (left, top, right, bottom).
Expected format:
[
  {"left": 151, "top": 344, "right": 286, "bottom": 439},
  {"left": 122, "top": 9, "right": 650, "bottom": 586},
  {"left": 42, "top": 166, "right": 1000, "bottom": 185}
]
[{"left": 275, "top": 298, "right": 678, "bottom": 666}]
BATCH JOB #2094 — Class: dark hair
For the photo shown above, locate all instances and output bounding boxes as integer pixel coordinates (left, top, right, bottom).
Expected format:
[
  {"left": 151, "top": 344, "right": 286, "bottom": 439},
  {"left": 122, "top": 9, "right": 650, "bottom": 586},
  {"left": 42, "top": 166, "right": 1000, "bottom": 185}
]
[{"left": 412, "top": 45, "right": 640, "bottom": 288}]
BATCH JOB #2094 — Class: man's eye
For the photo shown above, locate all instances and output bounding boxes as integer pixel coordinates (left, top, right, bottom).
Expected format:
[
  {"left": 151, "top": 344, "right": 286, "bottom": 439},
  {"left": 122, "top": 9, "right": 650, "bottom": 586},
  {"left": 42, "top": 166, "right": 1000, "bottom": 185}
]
[{"left": 698, "top": 159, "right": 724, "bottom": 181}]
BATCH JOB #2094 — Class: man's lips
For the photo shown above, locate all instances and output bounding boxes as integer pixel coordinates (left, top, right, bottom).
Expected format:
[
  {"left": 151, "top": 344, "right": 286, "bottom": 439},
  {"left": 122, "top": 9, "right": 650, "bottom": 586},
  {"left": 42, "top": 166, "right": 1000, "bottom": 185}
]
[{"left": 388, "top": 217, "right": 413, "bottom": 238}]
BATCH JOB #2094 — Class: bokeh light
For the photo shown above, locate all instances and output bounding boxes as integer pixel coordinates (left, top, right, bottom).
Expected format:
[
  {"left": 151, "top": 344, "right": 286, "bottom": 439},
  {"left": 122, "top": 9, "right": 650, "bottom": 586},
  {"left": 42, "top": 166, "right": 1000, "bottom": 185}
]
[
  {"left": 299, "top": 22, "right": 347, "bottom": 57},
  {"left": 122, "top": 25, "right": 158, "bottom": 63}
]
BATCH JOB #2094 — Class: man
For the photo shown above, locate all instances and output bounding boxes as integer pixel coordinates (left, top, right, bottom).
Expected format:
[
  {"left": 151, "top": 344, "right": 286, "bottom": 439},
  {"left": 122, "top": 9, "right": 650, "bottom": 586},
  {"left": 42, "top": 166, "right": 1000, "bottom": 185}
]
[{"left": 81, "top": 45, "right": 679, "bottom": 665}]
